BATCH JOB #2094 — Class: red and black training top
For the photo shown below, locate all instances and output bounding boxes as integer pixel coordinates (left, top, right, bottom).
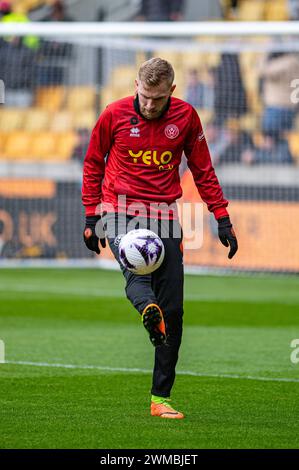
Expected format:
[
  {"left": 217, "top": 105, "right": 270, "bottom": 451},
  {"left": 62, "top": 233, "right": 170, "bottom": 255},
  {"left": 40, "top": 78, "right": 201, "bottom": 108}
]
[{"left": 82, "top": 95, "right": 229, "bottom": 220}]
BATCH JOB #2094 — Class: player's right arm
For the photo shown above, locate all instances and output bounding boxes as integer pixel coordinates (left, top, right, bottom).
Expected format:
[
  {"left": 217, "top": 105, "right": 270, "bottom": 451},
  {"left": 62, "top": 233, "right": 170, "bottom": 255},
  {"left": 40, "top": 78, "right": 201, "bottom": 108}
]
[
  {"left": 184, "top": 107, "right": 238, "bottom": 259},
  {"left": 82, "top": 107, "right": 113, "bottom": 254}
]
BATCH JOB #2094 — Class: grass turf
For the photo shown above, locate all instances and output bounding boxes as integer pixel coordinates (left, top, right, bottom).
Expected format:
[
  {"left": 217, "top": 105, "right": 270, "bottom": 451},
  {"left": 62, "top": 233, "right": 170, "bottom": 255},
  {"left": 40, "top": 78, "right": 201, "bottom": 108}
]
[{"left": 0, "top": 269, "right": 299, "bottom": 449}]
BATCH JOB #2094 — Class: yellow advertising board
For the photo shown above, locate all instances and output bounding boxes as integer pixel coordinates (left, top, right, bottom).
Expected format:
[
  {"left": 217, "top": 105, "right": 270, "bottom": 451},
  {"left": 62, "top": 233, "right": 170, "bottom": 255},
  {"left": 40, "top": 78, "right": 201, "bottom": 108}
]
[{"left": 180, "top": 170, "right": 299, "bottom": 272}]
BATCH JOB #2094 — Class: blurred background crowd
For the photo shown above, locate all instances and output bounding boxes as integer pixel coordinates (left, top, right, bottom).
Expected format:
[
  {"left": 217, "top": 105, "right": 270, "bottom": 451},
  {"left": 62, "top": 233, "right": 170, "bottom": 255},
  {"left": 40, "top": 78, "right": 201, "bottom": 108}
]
[{"left": 1, "top": 0, "right": 299, "bottom": 166}]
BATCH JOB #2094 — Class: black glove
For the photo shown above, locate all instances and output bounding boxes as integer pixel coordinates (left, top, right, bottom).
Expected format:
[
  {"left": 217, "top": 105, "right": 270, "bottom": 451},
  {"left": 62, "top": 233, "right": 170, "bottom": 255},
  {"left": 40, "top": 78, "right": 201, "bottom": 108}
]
[
  {"left": 83, "top": 216, "right": 106, "bottom": 255},
  {"left": 218, "top": 216, "right": 238, "bottom": 259}
]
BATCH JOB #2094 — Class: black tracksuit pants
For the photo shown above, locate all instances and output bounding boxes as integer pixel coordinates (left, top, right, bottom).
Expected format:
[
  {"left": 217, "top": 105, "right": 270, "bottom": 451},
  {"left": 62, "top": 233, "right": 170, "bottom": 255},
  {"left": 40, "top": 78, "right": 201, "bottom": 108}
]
[{"left": 103, "top": 213, "right": 184, "bottom": 398}]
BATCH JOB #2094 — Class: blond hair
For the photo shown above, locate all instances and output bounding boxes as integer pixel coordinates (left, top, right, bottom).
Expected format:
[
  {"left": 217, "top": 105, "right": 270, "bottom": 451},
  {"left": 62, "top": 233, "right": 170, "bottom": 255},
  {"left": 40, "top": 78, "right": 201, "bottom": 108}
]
[{"left": 138, "top": 58, "right": 174, "bottom": 88}]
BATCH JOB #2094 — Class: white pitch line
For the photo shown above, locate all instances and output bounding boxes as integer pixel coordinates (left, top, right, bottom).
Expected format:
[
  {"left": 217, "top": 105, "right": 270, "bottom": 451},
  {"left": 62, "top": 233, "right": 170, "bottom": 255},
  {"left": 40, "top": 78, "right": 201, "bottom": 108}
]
[
  {"left": 4, "top": 360, "right": 299, "bottom": 383},
  {"left": 5, "top": 361, "right": 150, "bottom": 374}
]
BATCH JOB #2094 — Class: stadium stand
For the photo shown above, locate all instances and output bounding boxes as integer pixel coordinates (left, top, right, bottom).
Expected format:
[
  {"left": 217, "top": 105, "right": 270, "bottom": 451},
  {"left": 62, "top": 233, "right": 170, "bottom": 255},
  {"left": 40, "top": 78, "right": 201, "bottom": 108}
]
[
  {"left": 264, "top": 0, "right": 289, "bottom": 20},
  {"left": 1, "top": 53, "right": 298, "bottom": 164},
  {"left": 66, "top": 86, "right": 96, "bottom": 112},
  {"left": 0, "top": 83, "right": 93, "bottom": 160},
  {"left": 30, "top": 131, "right": 58, "bottom": 160},
  {"left": 34, "top": 86, "right": 65, "bottom": 111},
  {"left": 24, "top": 108, "right": 50, "bottom": 131},
  {"left": 72, "top": 110, "right": 97, "bottom": 130},
  {"left": 50, "top": 110, "right": 73, "bottom": 132},
  {"left": 238, "top": 0, "right": 266, "bottom": 21},
  {"left": 0, "top": 108, "right": 25, "bottom": 131},
  {"left": 221, "top": 0, "right": 289, "bottom": 21},
  {"left": 4, "top": 131, "right": 32, "bottom": 159}
]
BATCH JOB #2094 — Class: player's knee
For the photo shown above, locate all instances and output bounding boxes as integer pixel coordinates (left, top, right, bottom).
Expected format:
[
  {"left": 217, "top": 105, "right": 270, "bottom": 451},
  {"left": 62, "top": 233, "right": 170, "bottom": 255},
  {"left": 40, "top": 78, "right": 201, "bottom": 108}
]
[{"left": 125, "top": 285, "right": 154, "bottom": 314}]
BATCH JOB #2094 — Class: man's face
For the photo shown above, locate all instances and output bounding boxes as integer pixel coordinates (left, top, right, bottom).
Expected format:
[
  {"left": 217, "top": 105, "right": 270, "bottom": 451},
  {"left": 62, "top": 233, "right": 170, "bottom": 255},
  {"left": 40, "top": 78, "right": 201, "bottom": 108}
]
[{"left": 135, "top": 79, "right": 176, "bottom": 120}]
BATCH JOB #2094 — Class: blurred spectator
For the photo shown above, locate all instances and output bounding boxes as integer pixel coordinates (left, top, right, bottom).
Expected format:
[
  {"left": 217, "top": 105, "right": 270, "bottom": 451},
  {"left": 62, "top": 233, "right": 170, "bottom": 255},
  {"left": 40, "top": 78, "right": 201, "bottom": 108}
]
[
  {"left": 42, "top": 0, "right": 73, "bottom": 22},
  {"left": 218, "top": 128, "right": 254, "bottom": 164},
  {"left": 259, "top": 52, "right": 299, "bottom": 139},
  {"left": 0, "top": 1, "right": 10, "bottom": 19},
  {"left": 0, "top": 2, "right": 39, "bottom": 49},
  {"left": 288, "top": 0, "right": 299, "bottom": 19},
  {"left": 0, "top": 2, "right": 38, "bottom": 94},
  {"left": 205, "top": 120, "right": 232, "bottom": 165},
  {"left": 0, "top": 37, "right": 37, "bottom": 91},
  {"left": 35, "top": 1, "right": 73, "bottom": 85},
  {"left": 72, "top": 128, "right": 90, "bottom": 162},
  {"left": 35, "top": 36, "right": 73, "bottom": 85},
  {"left": 220, "top": 0, "right": 239, "bottom": 19},
  {"left": 213, "top": 53, "right": 247, "bottom": 126},
  {"left": 205, "top": 119, "right": 253, "bottom": 165},
  {"left": 136, "top": 0, "right": 185, "bottom": 21},
  {"left": 242, "top": 134, "right": 293, "bottom": 165},
  {"left": 0, "top": 2, "right": 37, "bottom": 103},
  {"left": 185, "top": 68, "right": 214, "bottom": 110}
]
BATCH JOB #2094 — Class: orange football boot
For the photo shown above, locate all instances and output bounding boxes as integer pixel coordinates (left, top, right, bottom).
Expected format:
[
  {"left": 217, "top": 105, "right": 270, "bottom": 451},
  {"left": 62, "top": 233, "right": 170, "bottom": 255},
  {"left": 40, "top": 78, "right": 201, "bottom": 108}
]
[
  {"left": 151, "top": 399, "right": 185, "bottom": 419},
  {"left": 142, "top": 303, "right": 166, "bottom": 347}
]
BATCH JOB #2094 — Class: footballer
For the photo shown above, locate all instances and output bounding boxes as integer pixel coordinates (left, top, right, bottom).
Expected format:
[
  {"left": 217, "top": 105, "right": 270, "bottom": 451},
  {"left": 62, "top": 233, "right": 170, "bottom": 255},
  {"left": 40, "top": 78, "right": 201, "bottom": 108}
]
[{"left": 82, "top": 58, "right": 238, "bottom": 419}]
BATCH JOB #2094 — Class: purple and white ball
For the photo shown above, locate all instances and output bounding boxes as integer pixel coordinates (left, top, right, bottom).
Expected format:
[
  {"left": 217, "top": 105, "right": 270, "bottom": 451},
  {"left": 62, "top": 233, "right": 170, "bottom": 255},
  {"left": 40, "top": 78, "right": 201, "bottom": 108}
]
[{"left": 118, "top": 229, "right": 165, "bottom": 275}]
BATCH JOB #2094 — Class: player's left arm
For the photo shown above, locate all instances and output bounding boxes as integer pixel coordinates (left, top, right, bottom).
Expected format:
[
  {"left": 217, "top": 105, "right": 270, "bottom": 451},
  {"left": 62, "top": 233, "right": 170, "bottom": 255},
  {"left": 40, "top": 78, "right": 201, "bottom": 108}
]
[{"left": 184, "top": 107, "right": 238, "bottom": 259}]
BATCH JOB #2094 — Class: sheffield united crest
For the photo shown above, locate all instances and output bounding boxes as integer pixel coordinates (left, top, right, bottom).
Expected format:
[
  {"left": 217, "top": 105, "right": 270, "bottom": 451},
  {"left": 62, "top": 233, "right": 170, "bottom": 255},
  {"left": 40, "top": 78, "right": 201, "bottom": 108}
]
[{"left": 165, "top": 124, "right": 179, "bottom": 139}]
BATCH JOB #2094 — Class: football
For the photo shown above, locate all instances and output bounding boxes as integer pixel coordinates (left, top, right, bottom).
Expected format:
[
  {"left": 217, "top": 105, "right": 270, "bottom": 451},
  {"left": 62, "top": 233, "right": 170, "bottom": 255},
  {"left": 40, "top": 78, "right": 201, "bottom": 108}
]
[{"left": 118, "top": 229, "right": 165, "bottom": 275}]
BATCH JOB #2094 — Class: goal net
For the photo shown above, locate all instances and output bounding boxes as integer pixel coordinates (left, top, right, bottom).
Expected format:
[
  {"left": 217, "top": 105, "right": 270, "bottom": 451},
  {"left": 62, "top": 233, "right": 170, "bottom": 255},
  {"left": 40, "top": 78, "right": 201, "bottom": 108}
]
[{"left": 0, "top": 21, "right": 298, "bottom": 273}]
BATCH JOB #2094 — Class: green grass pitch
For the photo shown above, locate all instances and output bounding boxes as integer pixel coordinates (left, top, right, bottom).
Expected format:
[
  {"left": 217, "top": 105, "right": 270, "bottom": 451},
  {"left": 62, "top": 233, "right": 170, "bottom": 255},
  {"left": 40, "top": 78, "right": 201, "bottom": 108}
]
[{"left": 0, "top": 268, "right": 299, "bottom": 449}]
